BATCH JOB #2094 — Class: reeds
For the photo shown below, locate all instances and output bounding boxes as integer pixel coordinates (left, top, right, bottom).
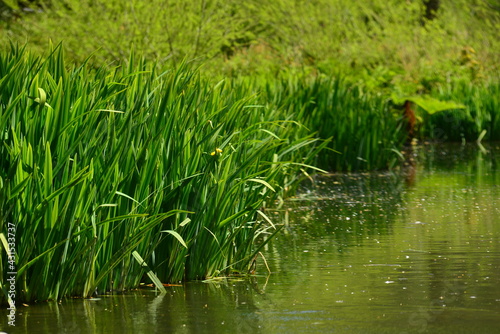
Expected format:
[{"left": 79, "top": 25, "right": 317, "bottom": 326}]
[
  {"left": 0, "top": 45, "right": 325, "bottom": 303},
  {"left": 2, "top": 43, "right": 495, "bottom": 304},
  {"left": 253, "top": 75, "right": 406, "bottom": 171},
  {"left": 420, "top": 79, "right": 500, "bottom": 142}
]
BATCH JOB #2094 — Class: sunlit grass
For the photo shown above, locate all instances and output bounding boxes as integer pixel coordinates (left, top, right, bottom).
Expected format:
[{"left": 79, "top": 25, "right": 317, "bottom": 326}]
[
  {"left": 420, "top": 79, "right": 500, "bottom": 142},
  {"left": 1, "top": 42, "right": 496, "bottom": 304},
  {"left": 0, "top": 45, "right": 326, "bottom": 303}
]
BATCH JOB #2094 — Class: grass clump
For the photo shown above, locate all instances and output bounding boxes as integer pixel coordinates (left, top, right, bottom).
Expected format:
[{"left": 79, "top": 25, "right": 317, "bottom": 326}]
[
  {"left": 254, "top": 75, "right": 405, "bottom": 171},
  {"left": 422, "top": 80, "right": 500, "bottom": 142},
  {"left": 0, "top": 45, "right": 325, "bottom": 303}
]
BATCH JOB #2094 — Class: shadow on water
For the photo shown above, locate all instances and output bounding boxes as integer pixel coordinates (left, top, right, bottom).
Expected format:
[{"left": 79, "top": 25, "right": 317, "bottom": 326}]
[{"left": 2, "top": 143, "right": 500, "bottom": 333}]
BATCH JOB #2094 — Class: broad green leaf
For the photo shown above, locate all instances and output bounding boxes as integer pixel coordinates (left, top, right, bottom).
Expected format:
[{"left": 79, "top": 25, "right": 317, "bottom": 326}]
[
  {"left": 408, "top": 96, "right": 466, "bottom": 114},
  {"left": 391, "top": 93, "right": 466, "bottom": 114}
]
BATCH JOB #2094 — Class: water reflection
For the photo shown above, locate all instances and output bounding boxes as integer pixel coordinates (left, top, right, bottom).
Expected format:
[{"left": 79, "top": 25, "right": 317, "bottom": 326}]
[
  {"left": 2, "top": 144, "right": 500, "bottom": 333},
  {"left": 264, "top": 143, "right": 500, "bottom": 333},
  {"left": 4, "top": 279, "right": 272, "bottom": 334}
]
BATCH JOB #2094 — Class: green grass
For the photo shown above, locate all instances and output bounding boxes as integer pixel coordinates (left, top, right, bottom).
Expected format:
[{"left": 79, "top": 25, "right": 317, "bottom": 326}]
[
  {"left": 0, "top": 40, "right": 498, "bottom": 304},
  {"left": 0, "top": 45, "right": 326, "bottom": 303},
  {"left": 254, "top": 75, "right": 406, "bottom": 170},
  {"left": 420, "top": 79, "right": 500, "bottom": 142}
]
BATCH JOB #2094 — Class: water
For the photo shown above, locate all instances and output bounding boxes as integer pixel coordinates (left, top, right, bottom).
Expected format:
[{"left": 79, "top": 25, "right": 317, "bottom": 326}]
[{"left": 2, "top": 144, "right": 500, "bottom": 333}]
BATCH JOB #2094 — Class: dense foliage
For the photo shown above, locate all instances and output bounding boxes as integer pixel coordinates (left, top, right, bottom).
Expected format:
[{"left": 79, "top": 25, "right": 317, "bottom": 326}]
[
  {"left": 1, "top": 0, "right": 499, "bottom": 93},
  {"left": 0, "top": 1, "right": 499, "bottom": 304},
  {"left": 0, "top": 45, "right": 328, "bottom": 302}
]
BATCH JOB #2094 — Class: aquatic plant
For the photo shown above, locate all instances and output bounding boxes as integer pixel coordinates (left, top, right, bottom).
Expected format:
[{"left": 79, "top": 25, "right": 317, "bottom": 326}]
[
  {"left": 421, "top": 80, "right": 500, "bottom": 142},
  {"left": 253, "top": 75, "right": 406, "bottom": 171},
  {"left": 0, "top": 45, "right": 325, "bottom": 303},
  {"left": 1, "top": 42, "right": 496, "bottom": 305}
]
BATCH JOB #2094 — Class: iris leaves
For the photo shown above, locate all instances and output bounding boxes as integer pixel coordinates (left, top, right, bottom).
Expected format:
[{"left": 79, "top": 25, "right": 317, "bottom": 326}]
[{"left": 0, "top": 45, "right": 325, "bottom": 303}]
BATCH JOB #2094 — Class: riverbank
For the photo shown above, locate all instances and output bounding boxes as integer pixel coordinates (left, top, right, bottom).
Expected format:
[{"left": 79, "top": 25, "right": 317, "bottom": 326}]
[
  {"left": 2, "top": 143, "right": 499, "bottom": 333},
  {"left": 1, "top": 45, "right": 499, "bottom": 304}
]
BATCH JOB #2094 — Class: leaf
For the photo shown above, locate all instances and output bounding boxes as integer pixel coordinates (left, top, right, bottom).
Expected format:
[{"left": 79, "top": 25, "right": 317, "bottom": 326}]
[
  {"left": 100, "top": 203, "right": 118, "bottom": 207},
  {"left": 0, "top": 233, "right": 11, "bottom": 259},
  {"left": 247, "top": 178, "right": 275, "bottom": 192},
  {"left": 407, "top": 96, "right": 466, "bottom": 115},
  {"left": 115, "top": 191, "right": 141, "bottom": 205},
  {"left": 2, "top": 0, "right": 20, "bottom": 10},
  {"left": 8, "top": 174, "right": 32, "bottom": 201},
  {"left": 132, "top": 251, "right": 167, "bottom": 294},
  {"left": 44, "top": 142, "right": 53, "bottom": 196},
  {"left": 217, "top": 202, "right": 259, "bottom": 227},
  {"left": 37, "top": 88, "right": 47, "bottom": 106},
  {"left": 161, "top": 230, "right": 188, "bottom": 249},
  {"left": 256, "top": 210, "right": 276, "bottom": 229},
  {"left": 179, "top": 218, "right": 191, "bottom": 227},
  {"left": 97, "top": 109, "right": 125, "bottom": 113},
  {"left": 391, "top": 93, "right": 466, "bottom": 114},
  {"left": 29, "top": 88, "right": 53, "bottom": 109}
]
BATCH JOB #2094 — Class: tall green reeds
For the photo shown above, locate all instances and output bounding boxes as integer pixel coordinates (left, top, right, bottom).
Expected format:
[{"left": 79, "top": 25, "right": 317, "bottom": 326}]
[
  {"left": 251, "top": 75, "right": 406, "bottom": 171},
  {"left": 4, "top": 42, "right": 493, "bottom": 305},
  {"left": 420, "top": 80, "right": 500, "bottom": 142},
  {"left": 0, "top": 45, "right": 325, "bottom": 303}
]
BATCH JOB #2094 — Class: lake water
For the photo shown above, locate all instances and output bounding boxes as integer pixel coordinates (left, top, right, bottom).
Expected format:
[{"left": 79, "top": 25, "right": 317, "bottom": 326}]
[{"left": 2, "top": 143, "right": 499, "bottom": 333}]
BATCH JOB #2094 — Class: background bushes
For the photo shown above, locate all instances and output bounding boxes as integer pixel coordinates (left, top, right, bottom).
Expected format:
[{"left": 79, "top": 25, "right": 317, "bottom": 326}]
[{"left": 0, "top": 0, "right": 499, "bottom": 93}]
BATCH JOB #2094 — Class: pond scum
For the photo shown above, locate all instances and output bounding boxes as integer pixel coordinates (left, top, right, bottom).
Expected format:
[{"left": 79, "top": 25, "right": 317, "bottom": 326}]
[{"left": 0, "top": 45, "right": 499, "bottom": 304}]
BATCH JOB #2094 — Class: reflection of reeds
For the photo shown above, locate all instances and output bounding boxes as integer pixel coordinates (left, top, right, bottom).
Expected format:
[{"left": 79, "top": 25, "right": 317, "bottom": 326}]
[
  {"left": 16, "top": 279, "right": 270, "bottom": 333},
  {"left": 0, "top": 46, "right": 324, "bottom": 303},
  {"left": 282, "top": 171, "right": 406, "bottom": 238}
]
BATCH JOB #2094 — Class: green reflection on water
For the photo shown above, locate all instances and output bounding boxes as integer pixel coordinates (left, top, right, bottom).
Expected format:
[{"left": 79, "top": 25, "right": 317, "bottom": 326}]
[
  {"left": 265, "top": 143, "right": 500, "bottom": 333},
  {"left": 2, "top": 144, "right": 500, "bottom": 334}
]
